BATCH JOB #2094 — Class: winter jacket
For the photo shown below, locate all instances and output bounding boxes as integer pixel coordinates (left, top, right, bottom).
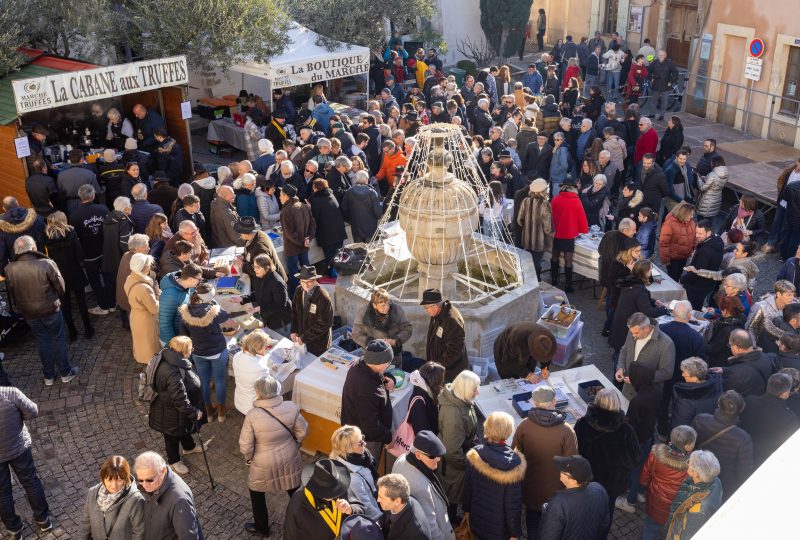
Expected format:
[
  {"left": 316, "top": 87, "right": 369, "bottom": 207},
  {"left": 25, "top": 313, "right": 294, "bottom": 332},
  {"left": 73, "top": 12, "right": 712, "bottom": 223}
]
[
  {"left": 324, "top": 168, "right": 352, "bottom": 206},
  {"left": 101, "top": 211, "right": 133, "bottom": 274},
  {"left": 517, "top": 194, "right": 554, "bottom": 252},
  {"left": 664, "top": 161, "right": 696, "bottom": 204},
  {"left": 280, "top": 197, "right": 316, "bottom": 258},
  {"left": 152, "top": 137, "right": 183, "bottom": 184},
  {"left": 551, "top": 191, "right": 589, "bottom": 240},
  {"left": 615, "top": 189, "right": 643, "bottom": 224},
  {"left": 609, "top": 277, "right": 670, "bottom": 351},
  {"left": 438, "top": 384, "right": 478, "bottom": 505},
  {"left": 721, "top": 204, "right": 766, "bottom": 238},
  {"left": 494, "top": 321, "right": 556, "bottom": 378},
  {"left": 290, "top": 285, "right": 332, "bottom": 356},
  {"left": 425, "top": 301, "right": 469, "bottom": 382},
  {"left": 463, "top": 444, "right": 525, "bottom": 539},
  {"left": 130, "top": 199, "right": 162, "bottom": 235},
  {"left": 376, "top": 150, "right": 407, "bottom": 189},
  {"left": 148, "top": 348, "right": 204, "bottom": 437},
  {"left": 242, "top": 271, "right": 292, "bottom": 330},
  {"left": 695, "top": 166, "right": 729, "bottom": 217},
  {"left": 26, "top": 173, "right": 60, "bottom": 218},
  {"left": 618, "top": 321, "right": 676, "bottom": 399},
  {"left": 406, "top": 382, "right": 438, "bottom": 435},
  {"left": 666, "top": 477, "right": 722, "bottom": 539},
  {"left": 549, "top": 146, "right": 572, "bottom": 185},
  {"left": 659, "top": 214, "right": 697, "bottom": 264},
  {"left": 669, "top": 373, "right": 723, "bottom": 431},
  {"left": 0, "top": 208, "right": 45, "bottom": 274},
  {"left": 383, "top": 497, "right": 431, "bottom": 540},
  {"left": 241, "top": 230, "right": 286, "bottom": 283},
  {"left": 580, "top": 185, "right": 610, "bottom": 228},
  {"left": 234, "top": 187, "right": 259, "bottom": 220},
  {"left": 255, "top": 190, "right": 280, "bottom": 230},
  {"left": 336, "top": 455, "right": 382, "bottom": 522},
  {"left": 140, "top": 469, "right": 203, "bottom": 540},
  {"left": 640, "top": 163, "right": 669, "bottom": 209},
  {"left": 745, "top": 295, "right": 787, "bottom": 347},
  {"left": 0, "top": 387, "right": 37, "bottom": 463},
  {"left": 540, "top": 482, "right": 611, "bottom": 540},
  {"left": 231, "top": 351, "right": 270, "bottom": 415},
  {"left": 640, "top": 443, "right": 690, "bottom": 525},
  {"left": 68, "top": 202, "right": 108, "bottom": 262},
  {"left": 740, "top": 392, "right": 800, "bottom": 465},
  {"left": 309, "top": 188, "right": 347, "bottom": 248},
  {"left": 5, "top": 251, "right": 64, "bottom": 320},
  {"left": 692, "top": 410, "right": 753, "bottom": 499},
  {"left": 42, "top": 230, "right": 87, "bottom": 291},
  {"left": 210, "top": 197, "right": 243, "bottom": 249},
  {"left": 179, "top": 302, "right": 230, "bottom": 357},
  {"left": 575, "top": 406, "right": 639, "bottom": 500},
  {"left": 148, "top": 183, "right": 179, "bottom": 216},
  {"left": 657, "top": 126, "right": 684, "bottom": 164},
  {"left": 512, "top": 407, "right": 578, "bottom": 510},
  {"left": 625, "top": 362, "right": 661, "bottom": 444},
  {"left": 660, "top": 320, "right": 706, "bottom": 381},
  {"left": 472, "top": 108, "right": 494, "bottom": 139},
  {"left": 79, "top": 481, "right": 145, "bottom": 540},
  {"left": 521, "top": 143, "right": 553, "bottom": 179},
  {"left": 705, "top": 315, "right": 746, "bottom": 368},
  {"left": 239, "top": 397, "right": 307, "bottom": 492},
  {"left": 648, "top": 58, "right": 679, "bottom": 92},
  {"left": 58, "top": 166, "right": 101, "bottom": 216},
  {"left": 352, "top": 302, "right": 413, "bottom": 364},
  {"left": 392, "top": 453, "right": 455, "bottom": 540},
  {"left": 721, "top": 349, "right": 774, "bottom": 397},
  {"left": 342, "top": 184, "right": 383, "bottom": 242},
  {"left": 637, "top": 220, "right": 657, "bottom": 258},
  {"left": 341, "top": 360, "right": 393, "bottom": 444},
  {"left": 158, "top": 272, "right": 192, "bottom": 344}
]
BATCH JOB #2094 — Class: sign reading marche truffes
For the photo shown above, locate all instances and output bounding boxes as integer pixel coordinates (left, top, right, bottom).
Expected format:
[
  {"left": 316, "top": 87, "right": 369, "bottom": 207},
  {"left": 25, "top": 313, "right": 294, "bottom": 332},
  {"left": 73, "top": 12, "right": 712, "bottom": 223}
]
[{"left": 12, "top": 56, "right": 189, "bottom": 115}]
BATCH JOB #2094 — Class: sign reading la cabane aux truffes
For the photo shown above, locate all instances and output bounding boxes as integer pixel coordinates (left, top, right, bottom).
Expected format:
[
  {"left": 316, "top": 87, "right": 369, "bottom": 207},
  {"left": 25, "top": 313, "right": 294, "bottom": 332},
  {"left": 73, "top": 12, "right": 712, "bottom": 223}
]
[{"left": 12, "top": 56, "right": 189, "bottom": 115}]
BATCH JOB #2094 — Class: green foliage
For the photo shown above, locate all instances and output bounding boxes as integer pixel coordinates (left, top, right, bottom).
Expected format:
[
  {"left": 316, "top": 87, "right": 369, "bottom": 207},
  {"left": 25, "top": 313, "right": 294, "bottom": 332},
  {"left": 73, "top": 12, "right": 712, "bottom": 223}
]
[
  {"left": 416, "top": 27, "right": 448, "bottom": 55},
  {"left": 479, "top": 0, "right": 533, "bottom": 59},
  {"left": 456, "top": 60, "right": 478, "bottom": 77},
  {"left": 125, "top": 0, "right": 292, "bottom": 70},
  {"left": 0, "top": 8, "right": 25, "bottom": 76},
  {"left": 290, "top": 0, "right": 434, "bottom": 52}
]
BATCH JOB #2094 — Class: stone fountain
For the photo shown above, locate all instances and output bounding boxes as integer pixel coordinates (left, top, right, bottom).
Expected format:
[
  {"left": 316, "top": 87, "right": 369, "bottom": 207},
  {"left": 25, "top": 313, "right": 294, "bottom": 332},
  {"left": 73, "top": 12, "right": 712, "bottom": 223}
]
[{"left": 335, "top": 124, "right": 541, "bottom": 360}]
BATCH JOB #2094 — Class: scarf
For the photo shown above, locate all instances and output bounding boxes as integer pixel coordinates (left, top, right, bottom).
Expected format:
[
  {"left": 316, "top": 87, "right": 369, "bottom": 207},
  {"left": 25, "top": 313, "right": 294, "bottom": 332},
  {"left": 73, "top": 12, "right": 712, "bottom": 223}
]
[
  {"left": 270, "top": 118, "right": 287, "bottom": 139},
  {"left": 408, "top": 370, "right": 433, "bottom": 399},
  {"left": 406, "top": 452, "right": 447, "bottom": 504},
  {"left": 304, "top": 488, "right": 342, "bottom": 536},
  {"left": 97, "top": 484, "right": 126, "bottom": 513},
  {"left": 345, "top": 451, "right": 379, "bottom": 483},
  {"left": 667, "top": 443, "right": 691, "bottom": 460}
]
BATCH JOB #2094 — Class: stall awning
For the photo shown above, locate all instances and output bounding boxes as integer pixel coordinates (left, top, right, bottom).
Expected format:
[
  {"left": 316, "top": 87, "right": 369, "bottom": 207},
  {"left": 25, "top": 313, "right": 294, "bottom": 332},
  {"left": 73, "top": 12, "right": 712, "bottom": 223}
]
[{"left": 229, "top": 23, "right": 369, "bottom": 89}]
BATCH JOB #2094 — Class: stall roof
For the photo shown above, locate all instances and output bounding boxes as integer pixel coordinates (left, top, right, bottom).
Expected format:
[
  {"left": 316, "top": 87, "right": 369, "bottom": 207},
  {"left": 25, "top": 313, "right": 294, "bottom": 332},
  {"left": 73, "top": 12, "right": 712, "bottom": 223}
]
[
  {"left": 0, "top": 50, "right": 97, "bottom": 125},
  {"left": 228, "top": 23, "right": 369, "bottom": 89}
]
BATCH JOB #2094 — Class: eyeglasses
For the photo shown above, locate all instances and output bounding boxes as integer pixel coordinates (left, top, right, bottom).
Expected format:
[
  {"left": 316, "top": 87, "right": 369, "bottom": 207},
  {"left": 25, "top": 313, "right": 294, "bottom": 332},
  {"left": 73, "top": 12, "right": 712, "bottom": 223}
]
[
  {"left": 305, "top": 168, "right": 314, "bottom": 173},
  {"left": 138, "top": 477, "right": 159, "bottom": 484}
]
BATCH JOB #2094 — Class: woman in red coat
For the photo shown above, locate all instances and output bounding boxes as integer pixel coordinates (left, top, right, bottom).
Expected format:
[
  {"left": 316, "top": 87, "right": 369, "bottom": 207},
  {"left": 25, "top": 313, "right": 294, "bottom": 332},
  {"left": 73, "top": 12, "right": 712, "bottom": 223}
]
[
  {"left": 659, "top": 201, "right": 697, "bottom": 281},
  {"left": 626, "top": 55, "right": 649, "bottom": 105},
  {"left": 562, "top": 58, "right": 582, "bottom": 91},
  {"left": 550, "top": 180, "right": 589, "bottom": 293}
]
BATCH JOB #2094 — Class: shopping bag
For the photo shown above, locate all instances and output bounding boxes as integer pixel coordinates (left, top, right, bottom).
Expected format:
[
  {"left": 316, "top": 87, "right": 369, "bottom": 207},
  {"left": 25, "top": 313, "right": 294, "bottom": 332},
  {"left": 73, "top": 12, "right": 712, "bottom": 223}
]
[
  {"left": 455, "top": 514, "right": 474, "bottom": 540},
  {"left": 386, "top": 396, "right": 425, "bottom": 457}
]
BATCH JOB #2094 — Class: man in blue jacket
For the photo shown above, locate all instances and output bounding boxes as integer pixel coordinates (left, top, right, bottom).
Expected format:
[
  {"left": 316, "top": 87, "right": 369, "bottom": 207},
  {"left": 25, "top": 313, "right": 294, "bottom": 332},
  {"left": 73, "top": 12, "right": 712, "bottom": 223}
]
[
  {"left": 158, "top": 264, "right": 202, "bottom": 345},
  {"left": 522, "top": 64, "right": 543, "bottom": 95}
]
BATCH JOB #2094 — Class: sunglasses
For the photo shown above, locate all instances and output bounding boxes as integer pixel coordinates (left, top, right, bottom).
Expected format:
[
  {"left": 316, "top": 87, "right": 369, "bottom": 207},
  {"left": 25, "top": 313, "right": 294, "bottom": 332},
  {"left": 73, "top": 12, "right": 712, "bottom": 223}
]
[{"left": 305, "top": 168, "right": 315, "bottom": 173}]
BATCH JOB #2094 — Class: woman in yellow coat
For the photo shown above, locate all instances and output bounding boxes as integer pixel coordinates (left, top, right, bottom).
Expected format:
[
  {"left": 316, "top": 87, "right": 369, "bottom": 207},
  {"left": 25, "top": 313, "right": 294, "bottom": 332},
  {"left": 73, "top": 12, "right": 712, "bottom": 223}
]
[{"left": 125, "top": 253, "right": 161, "bottom": 363}]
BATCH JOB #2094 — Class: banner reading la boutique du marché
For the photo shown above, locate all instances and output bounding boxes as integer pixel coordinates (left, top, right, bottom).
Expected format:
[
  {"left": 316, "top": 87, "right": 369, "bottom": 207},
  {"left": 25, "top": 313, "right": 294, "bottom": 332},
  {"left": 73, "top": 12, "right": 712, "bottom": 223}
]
[
  {"left": 12, "top": 56, "right": 189, "bottom": 115},
  {"left": 270, "top": 53, "right": 369, "bottom": 89}
]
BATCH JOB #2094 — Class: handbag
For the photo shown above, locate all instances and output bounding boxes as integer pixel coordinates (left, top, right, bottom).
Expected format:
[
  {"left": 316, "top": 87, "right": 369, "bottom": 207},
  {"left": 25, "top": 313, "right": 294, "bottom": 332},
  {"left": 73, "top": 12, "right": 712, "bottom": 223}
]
[
  {"left": 454, "top": 514, "right": 474, "bottom": 540},
  {"left": 386, "top": 396, "right": 425, "bottom": 457}
]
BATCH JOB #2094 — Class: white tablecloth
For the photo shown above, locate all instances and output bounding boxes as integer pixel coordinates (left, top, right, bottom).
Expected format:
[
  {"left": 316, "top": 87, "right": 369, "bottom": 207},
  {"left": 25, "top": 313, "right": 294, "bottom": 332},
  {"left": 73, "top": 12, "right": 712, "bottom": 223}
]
[
  {"left": 207, "top": 118, "right": 246, "bottom": 150},
  {"left": 648, "top": 270, "right": 688, "bottom": 303},
  {"left": 293, "top": 358, "right": 413, "bottom": 428},
  {"left": 474, "top": 364, "right": 628, "bottom": 437}
]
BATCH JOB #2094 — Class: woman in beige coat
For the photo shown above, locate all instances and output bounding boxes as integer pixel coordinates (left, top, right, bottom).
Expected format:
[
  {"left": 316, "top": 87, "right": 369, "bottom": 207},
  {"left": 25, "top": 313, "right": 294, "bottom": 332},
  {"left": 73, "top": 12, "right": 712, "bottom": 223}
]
[
  {"left": 239, "top": 375, "right": 308, "bottom": 536},
  {"left": 517, "top": 177, "right": 553, "bottom": 279},
  {"left": 124, "top": 253, "right": 160, "bottom": 363}
]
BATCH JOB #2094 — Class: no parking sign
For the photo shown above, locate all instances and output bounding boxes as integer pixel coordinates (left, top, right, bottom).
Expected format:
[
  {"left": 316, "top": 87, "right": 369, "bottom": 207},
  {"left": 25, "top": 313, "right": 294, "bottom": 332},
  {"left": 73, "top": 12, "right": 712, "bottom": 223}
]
[{"left": 749, "top": 38, "right": 765, "bottom": 58}]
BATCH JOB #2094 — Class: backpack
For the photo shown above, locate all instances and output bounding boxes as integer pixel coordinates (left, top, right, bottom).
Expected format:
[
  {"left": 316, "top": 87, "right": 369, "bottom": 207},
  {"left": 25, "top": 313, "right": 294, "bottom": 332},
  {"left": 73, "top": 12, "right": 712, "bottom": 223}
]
[
  {"left": 333, "top": 246, "right": 371, "bottom": 275},
  {"left": 138, "top": 350, "right": 164, "bottom": 404}
]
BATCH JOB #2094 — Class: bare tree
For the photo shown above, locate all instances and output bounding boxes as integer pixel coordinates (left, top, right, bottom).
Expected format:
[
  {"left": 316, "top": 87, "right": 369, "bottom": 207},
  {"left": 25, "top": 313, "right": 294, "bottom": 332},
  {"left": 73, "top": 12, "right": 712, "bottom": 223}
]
[{"left": 456, "top": 36, "right": 495, "bottom": 67}]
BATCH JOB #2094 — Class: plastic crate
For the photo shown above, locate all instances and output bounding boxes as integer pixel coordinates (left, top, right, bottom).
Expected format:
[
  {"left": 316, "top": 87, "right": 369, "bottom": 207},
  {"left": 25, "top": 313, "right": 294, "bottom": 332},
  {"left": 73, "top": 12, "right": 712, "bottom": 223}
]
[
  {"left": 538, "top": 305, "right": 582, "bottom": 339},
  {"left": 469, "top": 355, "right": 491, "bottom": 382},
  {"left": 551, "top": 321, "right": 583, "bottom": 367},
  {"left": 332, "top": 325, "right": 361, "bottom": 356}
]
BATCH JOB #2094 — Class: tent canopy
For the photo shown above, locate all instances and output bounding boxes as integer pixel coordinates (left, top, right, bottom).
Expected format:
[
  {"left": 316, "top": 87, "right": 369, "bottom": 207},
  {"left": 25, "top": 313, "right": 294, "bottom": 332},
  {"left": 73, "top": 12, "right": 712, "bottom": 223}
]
[{"left": 229, "top": 23, "right": 369, "bottom": 89}]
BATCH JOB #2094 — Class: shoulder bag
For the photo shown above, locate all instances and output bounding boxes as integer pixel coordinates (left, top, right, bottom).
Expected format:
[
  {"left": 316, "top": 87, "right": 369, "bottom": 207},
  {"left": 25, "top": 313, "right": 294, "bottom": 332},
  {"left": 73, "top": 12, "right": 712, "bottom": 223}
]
[
  {"left": 386, "top": 396, "right": 426, "bottom": 458},
  {"left": 699, "top": 424, "right": 736, "bottom": 448},
  {"left": 258, "top": 407, "right": 298, "bottom": 444}
]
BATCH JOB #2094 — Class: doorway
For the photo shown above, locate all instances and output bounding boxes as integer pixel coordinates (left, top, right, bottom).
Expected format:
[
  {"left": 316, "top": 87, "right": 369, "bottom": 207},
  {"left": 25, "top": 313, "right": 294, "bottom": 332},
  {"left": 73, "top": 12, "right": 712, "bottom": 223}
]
[{"left": 666, "top": 2, "right": 698, "bottom": 67}]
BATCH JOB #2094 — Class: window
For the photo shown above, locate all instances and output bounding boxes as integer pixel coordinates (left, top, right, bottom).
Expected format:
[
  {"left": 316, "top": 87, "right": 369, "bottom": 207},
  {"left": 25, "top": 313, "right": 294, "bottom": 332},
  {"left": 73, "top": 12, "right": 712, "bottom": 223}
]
[
  {"left": 604, "top": 0, "right": 620, "bottom": 35},
  {"left": 780, "top": 46, "right": 800, "bottom": 117}
]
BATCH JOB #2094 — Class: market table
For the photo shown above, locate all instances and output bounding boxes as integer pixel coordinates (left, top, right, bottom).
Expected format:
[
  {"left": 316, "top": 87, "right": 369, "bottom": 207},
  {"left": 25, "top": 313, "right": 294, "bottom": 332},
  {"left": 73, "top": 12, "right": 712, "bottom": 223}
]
[
  {"left": 648, "top": 269, "right": 688, "bottom": 303},
  {"left": 206, "top": 117, "right": 246, "bottom": 150},
  {"left": 474, "top": 364, "right": 628, "bottom": 437},
  {"left": 293, "top": 355, "right": 413, "bottom": 454}
]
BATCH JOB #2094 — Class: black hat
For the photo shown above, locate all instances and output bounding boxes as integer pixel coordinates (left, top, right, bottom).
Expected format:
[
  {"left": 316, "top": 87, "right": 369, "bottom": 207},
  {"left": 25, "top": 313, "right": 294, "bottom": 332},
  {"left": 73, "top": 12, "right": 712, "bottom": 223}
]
[
  {"left": 193, "top": 162, "right": 208, "bottom": 176},
  {"left": 363, "top": 339, "right": 393, "bottom": 365},
  {"left": 282, "top": 184, "right": 298, "bottom": 198},
  {"left": 31, "top": 124, "right": 49, "bottom": 136},
  {"left": 621, "top": 236, "right": 640, "bottom": 250},
  {"left": 412, "top": 430, "right": 446, "bottom": 457},
  {"left": 339, "top": 516, "right": 383, "bottom": 540},
  {"left": 554, "top": 455, "right": 593, "bottom": 484},
  {"left": 301, "top": 459, "right": 351, "bottom": 500},
  {"left": 499, "top": 148, "right": 512, "bottom": 158},
  {"left": 152, "top": 171, "right": 169, "bottom": 183},
  {"left": 295, "top": 265, "right": 322, "bottom": 281},
  {"left": 431, "top": 101, "right": 443, "bottom": 109},
  {"left": 233, "top": 216, "right": 260, "bottom": 234},
  {"left": 272, "top": 89, "right": 284, "bottom": 96},
  {"left": 561, "top": 175, "right": 577, "bottom": 188},
  {"left": 528, "top": 63, "right": 537, "bottom": 69},
  {"left": 380, "top": 87, "right": 392, "bottom": 95},
  {"left": 272, "top": 110, "right": 286, "bottom": 120},
  {"left": 419, "top": 288, "right": 443, "bottom": 305},
  {"left": 403, "top": 111, "right": 418, "bottom": 122}
]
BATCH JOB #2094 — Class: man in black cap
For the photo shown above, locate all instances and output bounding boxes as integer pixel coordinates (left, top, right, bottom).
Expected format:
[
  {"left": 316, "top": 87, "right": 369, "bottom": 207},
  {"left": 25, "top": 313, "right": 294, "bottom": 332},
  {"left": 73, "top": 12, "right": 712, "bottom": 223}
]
[
  {"left": 391, "top": 430, "right": 455, "bottom": 540},
  {"left": 421, "top": 289, "right": 469, "bottom": 382},
  {"left": 272, "top": 89, "right": 297, "bottom": 124},
  {"left": 283, "top": 458, "right": 361, "bottom": 540},
  {"left": 26, "top": 125, "right": 49, "bottom": 170},
  {"left": 265, "top": 110, "right": 289, "bottom": 150},
  {"left": 290, "top": 265, "right": 332, "bottom": 356},
  {"left": 341, "top": 339, "right": 395, "bottom": 459},
  {"left": 494, "top": 321, "right": 558, "bottom": 382},
  {"left": 499, "top": 148, "right": 524, "bottom": 199},
  {"left": 234, "top": 216, "right": 286, "bottom": 283},
  {"left": 539, "top": 455, "right": 611, "bottom": 539}
]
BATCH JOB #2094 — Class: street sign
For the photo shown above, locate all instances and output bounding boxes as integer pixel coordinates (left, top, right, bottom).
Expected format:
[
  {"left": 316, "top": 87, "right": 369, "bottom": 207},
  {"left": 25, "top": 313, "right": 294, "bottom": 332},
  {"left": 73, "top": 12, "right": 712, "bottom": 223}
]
[
  {"left": 745, "top": 56, "right": 763, "bottom": 81},
  {"left": 749, "top": 38, "right": 765, "bottom": 58}
]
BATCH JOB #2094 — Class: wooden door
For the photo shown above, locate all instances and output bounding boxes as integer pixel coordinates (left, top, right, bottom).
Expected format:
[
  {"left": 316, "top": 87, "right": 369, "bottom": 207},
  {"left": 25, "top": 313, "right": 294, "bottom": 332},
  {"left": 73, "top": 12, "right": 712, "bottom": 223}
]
[{"left": 666, "top": 4, "right": 698, "bottom": 67}]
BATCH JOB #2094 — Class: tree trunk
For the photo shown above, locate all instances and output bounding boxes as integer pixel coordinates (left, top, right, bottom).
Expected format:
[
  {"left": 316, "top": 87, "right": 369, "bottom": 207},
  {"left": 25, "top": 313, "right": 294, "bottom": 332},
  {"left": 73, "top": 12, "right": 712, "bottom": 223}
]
[{"left": 498, "top": 28, "right": 509, "bottom": 64}]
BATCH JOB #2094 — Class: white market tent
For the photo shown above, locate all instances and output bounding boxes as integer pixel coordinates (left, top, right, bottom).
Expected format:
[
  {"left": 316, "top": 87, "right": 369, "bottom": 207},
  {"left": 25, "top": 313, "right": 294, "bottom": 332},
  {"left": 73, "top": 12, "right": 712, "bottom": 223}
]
[
  {"left": 693, "top": 427, "right": 800, "bottom": 538},
  {"left": 228, "top": 23, "right": 370, "bottom": 90}
]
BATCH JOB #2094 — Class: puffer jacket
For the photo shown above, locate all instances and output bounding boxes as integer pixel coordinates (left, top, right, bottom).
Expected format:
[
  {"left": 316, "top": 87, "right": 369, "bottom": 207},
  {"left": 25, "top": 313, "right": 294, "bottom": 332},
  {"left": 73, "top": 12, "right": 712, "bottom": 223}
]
[
  {"left": 178, "top": 302, "right": 230, "bottom": 356},
  {"left": 705, "top": 315, "right": 745, "bottom": 368},
  {"left": 5, "top": 251, "right": 64, "bottom": 320},
  {"left": 351, "top": 302, "right": 413, "bottom": 364},
  {"left": 463, "top": 443, "right": 526, "bottom": 540},
  {"left": 695, "top": 165, "right": 729, "bottom": 217},
  {"left": 0, "top": 207, "right": 45, "bottom": 274},
  {"left": 157, "top": 272, "right": 192, "bottom": 344},
  {"left": 438, "top": 385, "right": 478, "bottom": 505},
  {"left": 640, "top": 443, "right": 691, "bottom": 525},
  {"left": 148, "top": 348, "right": 204, "bottom": 437},
  {"left": 101, "top": 210, "right": 133, "bottom": 274},
  {"left": 79, "top": 480, "right": 145, "bottom": 540},
  {"left": 580, "top": 185, "right": 610, "bottom": 228},
  {"left": 669, "top": 372, "right": 723, "bottom": 431},
  {"left": 721, "top": 349, "right": 773, "bottom": 397},
  {"left": 659, "top": 214, "right": 697, "bottom": 264},
  {"left": 575, "top": 405, "right": 640, "bottom": 500},
  {"left": 692, "top": 410, "right": 753, "bottom": 498},
  {"left": 239, "top": 397, "right": 308, "bottom": 492}
]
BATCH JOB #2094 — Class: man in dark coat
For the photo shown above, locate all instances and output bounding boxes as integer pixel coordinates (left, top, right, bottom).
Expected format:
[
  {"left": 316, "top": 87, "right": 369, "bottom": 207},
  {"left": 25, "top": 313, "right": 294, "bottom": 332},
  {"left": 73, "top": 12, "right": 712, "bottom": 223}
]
[
  {"left": 494, "top": 321, "right": 557, "bottom": 380},
  {"left": 129, "top": 183, "right": 163, "bottom": 234},
  {"left": 472, "top": 99, "right": 494, "bottom": 139},
  {"left": 739, "top": 373, "right": 800, "bottom": 466},
  {"left": 290, "top": 266, "right": 333, "bottom": 356},
  {"left": 421, "top": 289, "right": 469, "bottom": 382},
  {"left": 521, "top": 133, "right": 553, "bottom": 180},
  {"left": 171, "top": 195, "right": 207, "bottom": 234},
  {"left": 25, "top": 159, "right": 60, "bottom": 217},
  {"left": 325, "top": 156, "right": 353, "bottom": 206},
  {"left": 210, "top": 186, "right": 243, "bottom": 248},
  {"left": 695, "top": 139, "right": 720, "bottom": 178},
  {"left": 377, "top": 474, "right": 431, "bottom": 540},
  {"left": 309, "top": 180, "right": 348, "bottom": 275},
  {"left": 147, "top": 173, "right": 179, "bottom": 215},
  {"left": 279, "top": 185, "right": 316, "bottom": 294},
  {"left": 639, "top": 154, "right": 670, "bottom": 210},
  {"left": 341, "top": 340, "right": 395, "bottom": 458},
  {"left": 642, "top": 50, "right": 678, "bottom": 120},
  {"left": 234, "top": 216, "right": 286, "bottom": 283},
  {"left": 132, "top": 104, "right": 166, "bottom": 154},
  {"left": 0, "top": 199, "right": 45, "bottom": 275},
  {"left": 715, "top": 329, "right": 774, "bottom": 397},
  {"left": 359, "top": 115, "right": 383, "bottom": 176},
  {"left": 681, "top": 220, "right": 724, "bottom": 310},
  {"left": 692, "top": 390, "right": 754, "bottom": 500},
  {"left": 342, "top": 175, "right": 383, "bottom": 243},
  {"left": 101, "top": 199, "right": 134, "bottom": 288},
  {"left": 57, "top": 150, "right": 101, "bottom": 216},
  {"left": 264, "top": 111, "right": 289, "bottom": 150},
  {"left": 69, "top": 185, "right": 113, "bottom": 313}
]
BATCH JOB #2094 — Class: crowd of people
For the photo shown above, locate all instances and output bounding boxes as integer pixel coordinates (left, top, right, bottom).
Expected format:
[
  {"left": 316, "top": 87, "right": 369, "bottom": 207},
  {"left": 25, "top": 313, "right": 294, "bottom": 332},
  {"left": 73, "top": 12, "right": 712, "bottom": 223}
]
[{"left": 2, "top": 26, "right": 799, "bottom": 540}]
